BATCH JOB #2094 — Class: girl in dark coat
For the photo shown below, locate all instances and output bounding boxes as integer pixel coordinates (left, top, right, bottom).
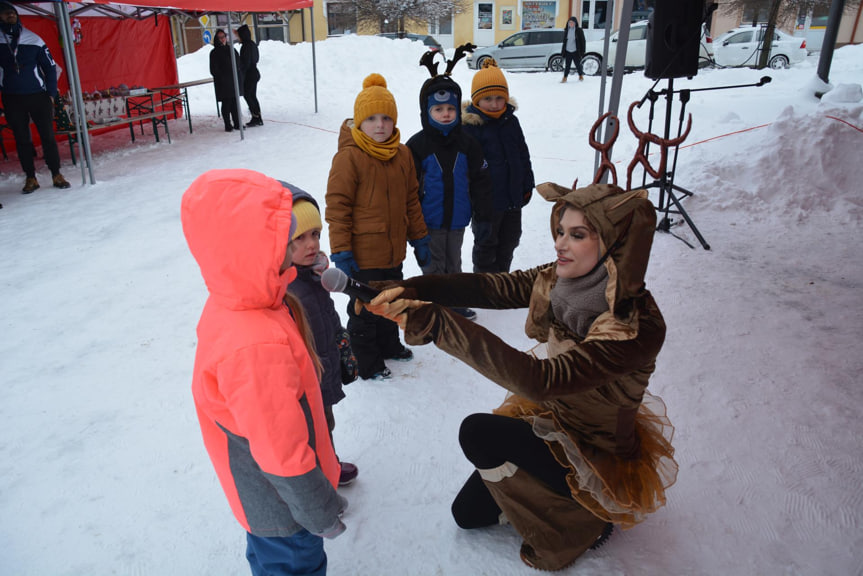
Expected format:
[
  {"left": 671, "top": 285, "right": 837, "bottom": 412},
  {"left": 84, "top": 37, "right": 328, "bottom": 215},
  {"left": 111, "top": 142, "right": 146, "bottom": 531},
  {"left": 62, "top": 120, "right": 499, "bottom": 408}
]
[
  {"left": 561, "top": 16, "right": 586, "bottom": 82},
  {"left": 237, "top": 24, "right": 263, "bottom": 127},
  {"left": 209, "top": 28, "right": 244, "bottom": 132},
  {"left": 287, "top": 190, "right": 359, "bottom": 486}
]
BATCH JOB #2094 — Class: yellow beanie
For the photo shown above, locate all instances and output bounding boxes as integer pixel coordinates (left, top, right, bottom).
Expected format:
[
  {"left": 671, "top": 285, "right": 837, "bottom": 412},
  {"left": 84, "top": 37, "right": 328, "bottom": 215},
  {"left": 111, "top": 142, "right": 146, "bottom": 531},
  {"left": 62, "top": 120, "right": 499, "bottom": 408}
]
[
  {"left": 471, "top": 59, "right": 509, "bottom": 105},
  {"left": 291, "top": 199, "right": 322, "bottom": 240},
  {"left": 354, "top": 73, "right": 398, "bottom": 126}
]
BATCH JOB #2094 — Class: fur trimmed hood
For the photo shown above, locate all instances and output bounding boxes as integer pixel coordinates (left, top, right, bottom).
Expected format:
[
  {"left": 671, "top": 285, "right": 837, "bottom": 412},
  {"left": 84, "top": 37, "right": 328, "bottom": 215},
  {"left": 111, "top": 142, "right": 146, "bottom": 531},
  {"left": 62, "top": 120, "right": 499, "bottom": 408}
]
[{"left": 462, "top": 97, "right": 519, "bottom": 126}]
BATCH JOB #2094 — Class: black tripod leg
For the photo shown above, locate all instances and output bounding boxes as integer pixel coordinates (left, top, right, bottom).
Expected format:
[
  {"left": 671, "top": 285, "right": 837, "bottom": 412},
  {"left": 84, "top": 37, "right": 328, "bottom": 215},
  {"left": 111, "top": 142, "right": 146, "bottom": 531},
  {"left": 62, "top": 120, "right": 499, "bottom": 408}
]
[{"left": 665, "top": 190, "right": 710, "bottom": 250}]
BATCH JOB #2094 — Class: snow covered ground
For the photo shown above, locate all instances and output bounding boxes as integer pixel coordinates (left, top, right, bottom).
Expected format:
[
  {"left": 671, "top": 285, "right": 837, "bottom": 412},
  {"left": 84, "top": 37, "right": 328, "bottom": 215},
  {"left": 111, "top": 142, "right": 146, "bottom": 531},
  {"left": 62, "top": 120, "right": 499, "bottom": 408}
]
[{"left": 1, "top": 36, "right": 862, "bottom": 575}]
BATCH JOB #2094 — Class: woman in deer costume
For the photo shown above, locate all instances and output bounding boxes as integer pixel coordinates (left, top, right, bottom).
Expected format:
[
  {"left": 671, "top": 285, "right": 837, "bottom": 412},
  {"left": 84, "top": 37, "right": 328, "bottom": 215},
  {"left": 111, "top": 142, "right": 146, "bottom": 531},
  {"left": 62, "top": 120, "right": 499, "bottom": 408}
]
[{"left": 361, "top": 182, "right": 678, "bottom": 571}]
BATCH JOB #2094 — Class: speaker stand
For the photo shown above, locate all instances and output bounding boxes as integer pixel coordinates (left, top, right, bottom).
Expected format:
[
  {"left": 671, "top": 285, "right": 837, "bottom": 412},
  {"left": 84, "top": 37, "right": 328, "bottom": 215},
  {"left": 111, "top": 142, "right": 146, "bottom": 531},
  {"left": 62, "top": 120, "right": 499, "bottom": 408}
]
[{"left": 642, "top": 77, "right": 710, "bottom": 250}]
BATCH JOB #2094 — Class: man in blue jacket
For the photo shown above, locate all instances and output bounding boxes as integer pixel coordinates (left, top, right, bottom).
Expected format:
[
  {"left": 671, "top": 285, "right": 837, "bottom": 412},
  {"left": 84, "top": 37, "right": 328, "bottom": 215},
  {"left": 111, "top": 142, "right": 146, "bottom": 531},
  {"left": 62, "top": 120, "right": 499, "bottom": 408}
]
[{"left": 0, "top": 2, "right": 70, "bottom": 193}]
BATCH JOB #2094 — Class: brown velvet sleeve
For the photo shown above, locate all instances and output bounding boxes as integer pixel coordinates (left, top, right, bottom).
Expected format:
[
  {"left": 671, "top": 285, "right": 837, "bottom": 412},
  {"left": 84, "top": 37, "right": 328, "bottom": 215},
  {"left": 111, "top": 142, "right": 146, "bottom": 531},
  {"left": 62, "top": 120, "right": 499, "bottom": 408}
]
[
  {"left": 397, "top": 265, "right": 549, "bottom": 309},
  {"left": 403, "top": 300, "right": 666, "bottom": 402}
]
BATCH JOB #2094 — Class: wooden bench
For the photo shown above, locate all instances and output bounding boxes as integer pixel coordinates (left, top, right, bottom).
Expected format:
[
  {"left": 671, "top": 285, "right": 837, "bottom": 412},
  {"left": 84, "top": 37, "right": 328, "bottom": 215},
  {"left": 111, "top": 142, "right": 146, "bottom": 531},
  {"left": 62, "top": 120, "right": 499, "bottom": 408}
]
[{"left": 57, "top": 108, "right": 177, "bottom": 165}]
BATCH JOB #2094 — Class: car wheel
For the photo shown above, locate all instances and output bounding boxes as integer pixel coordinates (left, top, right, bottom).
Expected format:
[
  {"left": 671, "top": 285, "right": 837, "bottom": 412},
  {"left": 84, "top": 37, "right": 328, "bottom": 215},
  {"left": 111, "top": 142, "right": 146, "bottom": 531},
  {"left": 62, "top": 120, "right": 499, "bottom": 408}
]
[
  {"left": 548, "top": 54, "right": 564, "bottom": 72},
  {"left": 475, "top": 55, "right": 493, "bottom": 69},
  {"left": 768, "top": 54, "right": 789, "bottom": 69},
  {"left": 581, "top": 54, "right": 602, "bottom": 76}
]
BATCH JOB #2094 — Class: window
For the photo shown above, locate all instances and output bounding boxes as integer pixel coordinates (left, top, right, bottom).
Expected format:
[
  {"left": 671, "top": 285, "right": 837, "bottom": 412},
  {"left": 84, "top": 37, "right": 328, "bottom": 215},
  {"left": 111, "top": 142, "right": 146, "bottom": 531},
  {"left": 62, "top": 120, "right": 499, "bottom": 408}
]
[
  {"left": 726, "top": 31, "right": 754, "bottom": 44},
  {"left": 327, "top": 2, "right": 356, "bottom": 36},
  {"left": 629, "top": 24, "right": 647, "bottom": 41},
  {"left": 502, "top": 33, "right": 529, "bottom": 47}
]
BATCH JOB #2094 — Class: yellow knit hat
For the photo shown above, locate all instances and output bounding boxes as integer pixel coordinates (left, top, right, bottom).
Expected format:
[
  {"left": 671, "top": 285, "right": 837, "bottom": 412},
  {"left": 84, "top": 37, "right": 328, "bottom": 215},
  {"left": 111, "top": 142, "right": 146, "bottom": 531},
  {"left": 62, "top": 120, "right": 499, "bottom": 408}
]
[
  {"left": 291, "top": 199, "right": 322, "bottom": 240},
  {"left": 354, "top": 73, "right": 398, "bottom": 126},
  {"left": 471, "top": 59, "right": 509, "bottom": 105}
]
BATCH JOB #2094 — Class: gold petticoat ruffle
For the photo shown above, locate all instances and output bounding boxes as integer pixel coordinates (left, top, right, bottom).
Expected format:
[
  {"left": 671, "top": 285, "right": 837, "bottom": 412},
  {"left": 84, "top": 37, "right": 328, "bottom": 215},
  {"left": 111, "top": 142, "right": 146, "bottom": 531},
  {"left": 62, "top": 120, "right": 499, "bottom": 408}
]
[{"left": 493, "top": 391, "right": 678, "bottom": 530}]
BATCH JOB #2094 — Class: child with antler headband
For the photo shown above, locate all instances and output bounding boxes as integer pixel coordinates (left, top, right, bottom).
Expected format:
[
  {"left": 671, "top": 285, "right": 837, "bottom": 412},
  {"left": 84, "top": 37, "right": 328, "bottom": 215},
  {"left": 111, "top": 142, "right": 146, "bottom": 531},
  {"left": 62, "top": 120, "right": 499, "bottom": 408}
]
[{"left": 406, "top": 44, "right": 493, "bottom": 321}]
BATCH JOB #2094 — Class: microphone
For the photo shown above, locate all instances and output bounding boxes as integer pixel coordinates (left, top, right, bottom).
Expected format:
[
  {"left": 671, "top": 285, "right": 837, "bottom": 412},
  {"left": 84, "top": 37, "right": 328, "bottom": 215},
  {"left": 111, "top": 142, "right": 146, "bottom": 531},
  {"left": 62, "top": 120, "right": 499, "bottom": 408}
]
[{"left": 321, "top": 268, "right": 381, "bottom": 302}]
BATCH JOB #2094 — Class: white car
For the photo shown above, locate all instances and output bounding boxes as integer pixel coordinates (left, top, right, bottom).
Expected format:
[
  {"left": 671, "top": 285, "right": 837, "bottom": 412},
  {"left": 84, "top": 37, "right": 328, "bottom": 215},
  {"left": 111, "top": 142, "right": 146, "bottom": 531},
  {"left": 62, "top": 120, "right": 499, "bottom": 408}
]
[
  {"left": 466, "top": 29, "right": 566, "bottom": 71},
  {"left": 580, "top": 21, "right": 713, "bottom": 76},
  {"left": 713, "top": 26, "right": 807, "bottom": 69}
]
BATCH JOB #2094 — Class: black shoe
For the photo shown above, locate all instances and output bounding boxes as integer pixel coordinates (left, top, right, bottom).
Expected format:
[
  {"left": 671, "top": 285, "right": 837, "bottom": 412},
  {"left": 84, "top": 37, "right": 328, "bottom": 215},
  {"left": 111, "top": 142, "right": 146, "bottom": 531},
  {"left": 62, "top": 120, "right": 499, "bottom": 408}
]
[
  {"left": 451, "top": 307, "right": 477, "bottom": 321},
  {"left": 387, "top": 347, "right": 413, "bottom": 362},
  {"left": 366, "top": 367, "right": 393, "bottom": 381},
  {"left": 224, "top": 125, "right": 233, "bottom": 132},
  {"left": 245, "top": 117, "right": 263, "bottom": 128}
]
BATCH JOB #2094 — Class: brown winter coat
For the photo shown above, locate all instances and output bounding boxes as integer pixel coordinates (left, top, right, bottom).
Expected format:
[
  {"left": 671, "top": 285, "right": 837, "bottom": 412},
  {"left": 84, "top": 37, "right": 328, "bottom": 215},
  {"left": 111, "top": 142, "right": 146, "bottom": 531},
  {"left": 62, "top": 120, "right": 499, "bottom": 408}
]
[
  {"left": 325, "top": 120, "right": 428, "bottom": 270},
  {"left": 395, "top": 183, "right": 677, "bottom": 569}
]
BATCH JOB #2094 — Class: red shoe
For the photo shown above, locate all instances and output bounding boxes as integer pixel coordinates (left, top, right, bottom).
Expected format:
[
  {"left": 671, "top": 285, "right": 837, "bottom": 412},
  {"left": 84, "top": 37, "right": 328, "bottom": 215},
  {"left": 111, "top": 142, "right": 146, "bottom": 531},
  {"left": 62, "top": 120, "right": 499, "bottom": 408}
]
[{"left": 339, "top": 461, "right": 358, "bottom": 486}]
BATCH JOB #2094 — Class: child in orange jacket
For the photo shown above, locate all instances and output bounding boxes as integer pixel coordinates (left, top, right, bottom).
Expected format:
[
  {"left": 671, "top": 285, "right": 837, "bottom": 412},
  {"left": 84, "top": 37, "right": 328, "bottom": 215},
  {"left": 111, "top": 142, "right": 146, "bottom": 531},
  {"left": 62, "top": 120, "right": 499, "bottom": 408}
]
[{"left": 182, "top": 169, "right": 346, "bottom": 575}]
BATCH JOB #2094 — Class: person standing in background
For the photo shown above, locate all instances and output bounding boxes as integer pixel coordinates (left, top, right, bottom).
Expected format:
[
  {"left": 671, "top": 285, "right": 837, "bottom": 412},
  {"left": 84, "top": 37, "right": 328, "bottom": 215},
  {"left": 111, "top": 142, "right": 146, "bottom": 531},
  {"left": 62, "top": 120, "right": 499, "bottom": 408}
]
[
  {"left": 561, "top": 17, "right": 586, "bottom": 83},
  {"left": 210, "top": 28, "right": 243, "bottom": 132},
  {"left": 237, "top": 24, "right": 263, "bottom": 128},
  {"left": 0, "top": 2, "right": 70, "bottom": 193}
]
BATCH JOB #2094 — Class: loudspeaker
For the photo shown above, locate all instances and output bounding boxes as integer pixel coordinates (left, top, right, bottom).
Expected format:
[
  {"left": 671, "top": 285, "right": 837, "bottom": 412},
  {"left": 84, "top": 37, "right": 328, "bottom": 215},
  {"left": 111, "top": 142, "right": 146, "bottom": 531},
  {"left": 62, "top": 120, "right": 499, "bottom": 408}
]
[{"left": 645, "top": 0, "right": 705, "bottom": 79}]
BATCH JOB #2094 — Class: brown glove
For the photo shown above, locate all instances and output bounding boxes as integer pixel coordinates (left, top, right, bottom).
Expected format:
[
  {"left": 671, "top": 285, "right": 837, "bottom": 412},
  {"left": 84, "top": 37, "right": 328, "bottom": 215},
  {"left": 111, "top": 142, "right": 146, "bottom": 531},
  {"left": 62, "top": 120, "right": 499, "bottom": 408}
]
[{"left": 355, "top": 286, "right": 428, "bottom": 329}]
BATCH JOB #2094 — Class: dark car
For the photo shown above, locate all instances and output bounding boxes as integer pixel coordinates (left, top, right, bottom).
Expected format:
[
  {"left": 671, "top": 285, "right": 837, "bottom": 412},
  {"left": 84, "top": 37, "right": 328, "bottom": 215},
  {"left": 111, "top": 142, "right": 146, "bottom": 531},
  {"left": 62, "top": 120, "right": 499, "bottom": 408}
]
[{"left": 376, "top": 32, "right": 443, "bottom": 52}]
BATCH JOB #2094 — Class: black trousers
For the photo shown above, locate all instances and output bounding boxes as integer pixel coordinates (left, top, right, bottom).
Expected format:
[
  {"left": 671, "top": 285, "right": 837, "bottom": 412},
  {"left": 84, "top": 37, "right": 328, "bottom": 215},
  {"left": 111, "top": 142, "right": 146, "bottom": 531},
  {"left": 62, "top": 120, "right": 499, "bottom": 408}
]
[
  {"left": 220, "top": 97, "right": 241, "bottom": 129},
  {"left": 243, "top": 77, "right": 262, "bottom": 118},
  {"left": 471, "top": 208, "right": 522, "bottom": 273},
  {"left": 2, "top": 91, "right": 61, "bottom": 177},
  {"left": 563, "top": 50, "right": 584, "bottom": 77},
  {"left": 451, "top": 413, "right": 572, "bottom": 529},
  {"left": 345, "top": 265, "right": 405, "bottom": 379}
]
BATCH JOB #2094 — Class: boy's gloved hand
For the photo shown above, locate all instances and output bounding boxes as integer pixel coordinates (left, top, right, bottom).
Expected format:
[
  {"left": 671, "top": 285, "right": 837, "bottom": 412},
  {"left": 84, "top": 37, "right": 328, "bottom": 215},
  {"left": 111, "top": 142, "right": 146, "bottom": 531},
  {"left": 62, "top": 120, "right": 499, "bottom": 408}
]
[
  {"left": 331, "top": 251, "right": 358, "bottom": 276},
  {"left": 410, "top": 236, "right": 432, "bottom": 268}
]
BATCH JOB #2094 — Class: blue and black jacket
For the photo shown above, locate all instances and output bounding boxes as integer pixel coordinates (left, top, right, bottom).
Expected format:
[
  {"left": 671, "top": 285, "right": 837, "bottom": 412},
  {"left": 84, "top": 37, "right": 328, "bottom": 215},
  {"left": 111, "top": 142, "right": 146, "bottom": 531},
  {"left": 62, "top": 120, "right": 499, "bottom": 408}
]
[
  {"left": 0, "top": 23, "right": 58, "bottom": 97},
  {"left": 407, "top": 75, "right": 492, "bottom": 230}
]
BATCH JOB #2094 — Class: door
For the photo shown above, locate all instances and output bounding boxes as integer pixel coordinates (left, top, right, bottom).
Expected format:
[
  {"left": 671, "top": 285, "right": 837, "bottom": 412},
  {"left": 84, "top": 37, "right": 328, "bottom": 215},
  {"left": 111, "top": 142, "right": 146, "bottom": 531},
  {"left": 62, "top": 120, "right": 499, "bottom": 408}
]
[
  {"left": 475, "top": 2, "right": 495, "bottom": 47},
  {"left": 430, "top": 14, "right": 454, "bottom": 49},
  {"left": 624, "top": 22, "right": 648, "bottom": 67},
  {"left": 719, "top": 30, "right": 755, "bottom": 66},
  {"left": 581, "top": 0, "right": 609, "bottom": 41}
]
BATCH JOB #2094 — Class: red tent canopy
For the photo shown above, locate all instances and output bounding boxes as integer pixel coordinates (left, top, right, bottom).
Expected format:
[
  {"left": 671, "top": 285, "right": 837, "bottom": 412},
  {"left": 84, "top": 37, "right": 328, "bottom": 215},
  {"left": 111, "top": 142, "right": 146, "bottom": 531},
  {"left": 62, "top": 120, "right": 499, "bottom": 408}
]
[{"left": 92, "top": 0, "right": 313, "bottom": 10}]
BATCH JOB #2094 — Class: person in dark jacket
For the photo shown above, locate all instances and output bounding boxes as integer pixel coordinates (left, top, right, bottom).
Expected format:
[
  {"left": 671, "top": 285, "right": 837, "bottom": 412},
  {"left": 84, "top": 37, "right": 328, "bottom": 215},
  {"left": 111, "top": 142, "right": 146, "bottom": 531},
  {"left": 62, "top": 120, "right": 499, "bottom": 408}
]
[
  {"left": 406, "top": 52, "right": 493, "bottom": 321},
  {"left": 286, "top": 190, "right": 359, "bottom": 487},
  {"left": 237, "top": 24, "right": 263, "bottom": 127},
  {"left": 561, "top": 17, "right": 586, "bottom": 82},
  {"left": 0, "top": 2, "right": 70, "bottom": 193},
  {"left": 209, "top": 28, "right": 243, "bottom": 132},
  {"left": 462, "top": 60, "right": 534, "bottom": 274}
]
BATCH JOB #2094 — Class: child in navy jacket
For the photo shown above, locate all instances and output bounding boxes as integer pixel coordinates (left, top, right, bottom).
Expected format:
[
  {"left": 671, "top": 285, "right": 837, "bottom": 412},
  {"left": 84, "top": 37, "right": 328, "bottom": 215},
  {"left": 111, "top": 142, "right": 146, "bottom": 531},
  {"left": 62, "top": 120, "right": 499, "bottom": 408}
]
[{"left": 462, "top": 59, "right": 535, "bottom": 274}]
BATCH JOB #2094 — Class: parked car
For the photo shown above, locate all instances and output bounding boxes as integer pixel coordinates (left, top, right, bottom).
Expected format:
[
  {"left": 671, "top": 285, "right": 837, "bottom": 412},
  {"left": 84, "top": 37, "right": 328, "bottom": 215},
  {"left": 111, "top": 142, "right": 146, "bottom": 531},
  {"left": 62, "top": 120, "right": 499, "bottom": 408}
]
[
  {"left": 376, "top": 32, "right": 442, "bottom": 52},
  {"left": 580, "top": 20, "right": 713, "bottom": 76},
  {"left": 713, "top": 26, "right": 807, "bottom": 69},
  {"left": 467, "top": 29, "right": 566, "bottom": 71}
]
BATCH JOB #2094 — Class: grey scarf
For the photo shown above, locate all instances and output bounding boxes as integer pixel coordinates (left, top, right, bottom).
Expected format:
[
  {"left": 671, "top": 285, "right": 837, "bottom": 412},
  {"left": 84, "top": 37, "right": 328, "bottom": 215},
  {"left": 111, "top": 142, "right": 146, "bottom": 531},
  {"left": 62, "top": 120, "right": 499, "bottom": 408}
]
[{"left": 550, "top": 264, "right": 610, "bottom": 338}]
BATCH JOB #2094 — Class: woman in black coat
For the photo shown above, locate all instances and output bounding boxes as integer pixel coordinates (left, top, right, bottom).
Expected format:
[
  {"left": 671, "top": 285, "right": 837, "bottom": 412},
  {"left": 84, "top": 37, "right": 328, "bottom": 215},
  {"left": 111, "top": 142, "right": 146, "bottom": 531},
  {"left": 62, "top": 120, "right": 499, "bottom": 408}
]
[
  {"left": 560, "top": 17, "right": 586, "bottom": 82},
  {"left": 209, "top": 28, "right": 244, "bottom": 132},
  {"left": 237, "top": 25, "right": 263, "bottom": 127}
]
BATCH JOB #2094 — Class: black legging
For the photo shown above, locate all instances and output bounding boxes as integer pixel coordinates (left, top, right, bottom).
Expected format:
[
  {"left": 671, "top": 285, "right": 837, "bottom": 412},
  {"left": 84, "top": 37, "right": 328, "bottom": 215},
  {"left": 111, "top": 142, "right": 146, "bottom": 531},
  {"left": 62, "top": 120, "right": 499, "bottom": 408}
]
[{"left": 451, "top": 413, "right": 572, "bottom": 529}]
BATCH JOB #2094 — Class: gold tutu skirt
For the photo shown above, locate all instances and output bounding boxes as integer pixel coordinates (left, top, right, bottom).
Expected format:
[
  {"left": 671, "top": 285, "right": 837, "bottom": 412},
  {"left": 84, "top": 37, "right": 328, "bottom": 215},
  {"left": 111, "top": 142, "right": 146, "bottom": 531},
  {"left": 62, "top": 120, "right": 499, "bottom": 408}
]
[{"left": 494, "top": 391, "right": 678, "bottom": 529}]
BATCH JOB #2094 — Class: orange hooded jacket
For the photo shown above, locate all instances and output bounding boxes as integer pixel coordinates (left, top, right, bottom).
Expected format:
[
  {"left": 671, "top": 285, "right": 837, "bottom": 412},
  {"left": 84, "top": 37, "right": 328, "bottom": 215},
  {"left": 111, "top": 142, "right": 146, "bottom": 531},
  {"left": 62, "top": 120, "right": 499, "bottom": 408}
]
[{"left": 182, "top": 169, "right": 341, "bottom": 537}]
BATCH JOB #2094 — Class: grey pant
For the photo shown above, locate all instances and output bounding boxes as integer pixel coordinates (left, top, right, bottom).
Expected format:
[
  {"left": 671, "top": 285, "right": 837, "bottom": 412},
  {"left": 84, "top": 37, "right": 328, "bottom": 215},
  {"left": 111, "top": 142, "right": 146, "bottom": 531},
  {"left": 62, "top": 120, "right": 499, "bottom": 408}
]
[{"left": 422, "top": 228, "right": 466, "bottom": 275}]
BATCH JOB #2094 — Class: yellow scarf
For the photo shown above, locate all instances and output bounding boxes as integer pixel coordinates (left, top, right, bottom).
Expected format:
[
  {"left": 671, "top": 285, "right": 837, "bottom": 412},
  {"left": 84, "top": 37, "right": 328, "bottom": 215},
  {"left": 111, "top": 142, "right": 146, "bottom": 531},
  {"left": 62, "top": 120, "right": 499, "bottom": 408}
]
[{"left": 351, "top": 126, "right": 401, "bottom": 161}]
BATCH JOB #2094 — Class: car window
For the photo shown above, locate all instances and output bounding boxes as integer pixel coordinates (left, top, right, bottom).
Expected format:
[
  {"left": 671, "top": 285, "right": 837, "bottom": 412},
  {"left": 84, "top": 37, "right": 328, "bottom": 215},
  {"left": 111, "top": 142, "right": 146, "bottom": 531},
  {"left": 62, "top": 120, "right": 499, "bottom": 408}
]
[
  {"left": 630, "top": 25, "right": 646, "bottom": 41},
  {"left": 532, "top": 31, "right": 558, "bottom": 44},
  {"left": 756, "top": 30, "right": 781, "bottom": 42},
  {"left": 726, "top": 31, "right": 754, "bottom": 44},
  {"left": 502, "top": 33, "right": 528, "bottom": 47}
]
